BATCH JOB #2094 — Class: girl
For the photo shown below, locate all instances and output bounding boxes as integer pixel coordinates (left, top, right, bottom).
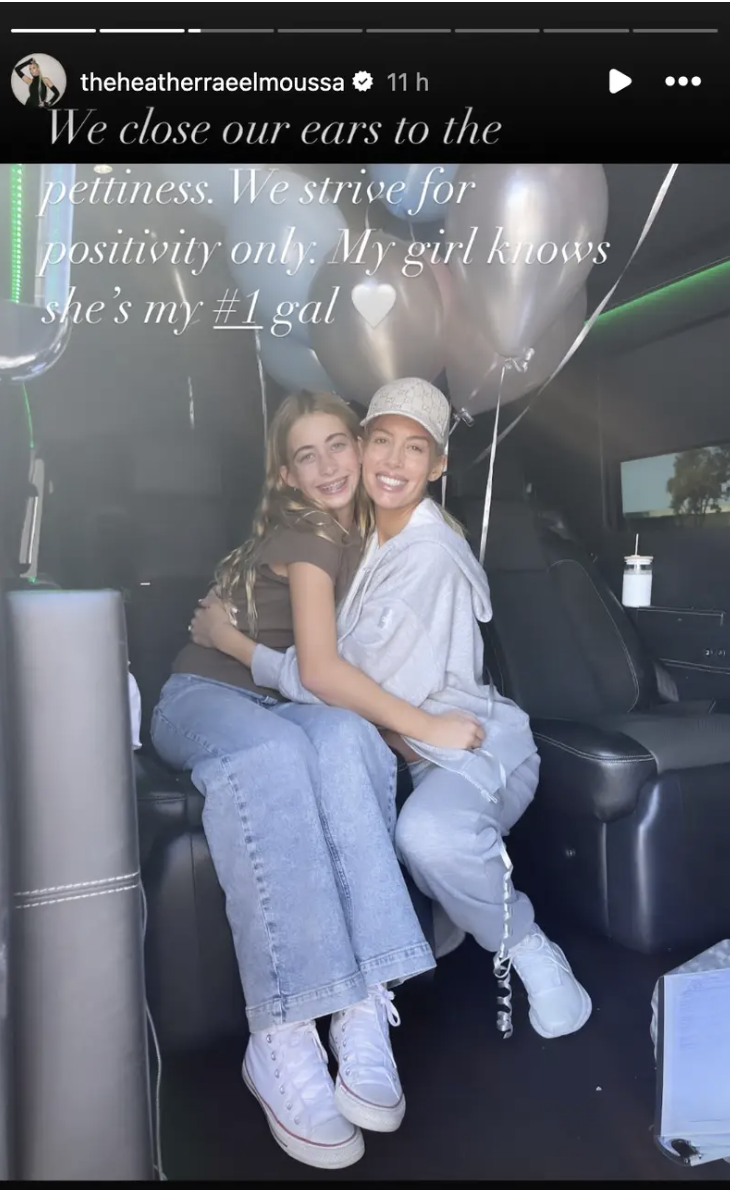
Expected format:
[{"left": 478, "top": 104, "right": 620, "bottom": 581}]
[
  {"left": 195, "top": 379, "right": 592, "bottom": 1044},
  {"left": 152, "top": 390, "right": 482, "bottom": 1170},
  {"left": 14, "top": 58, "right": 61, "bottom": 107}
]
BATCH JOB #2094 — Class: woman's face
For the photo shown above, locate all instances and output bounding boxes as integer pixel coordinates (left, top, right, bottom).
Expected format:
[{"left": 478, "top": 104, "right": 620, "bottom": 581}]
[
  {"left": 361, "top": 414, "right": 445, "bottom": 513},
  {"left": 281, "top": 412, "right": 361, "bottom": 516},
  {"left": 30, "top": 62, "right": 40, "bottom": 76}
]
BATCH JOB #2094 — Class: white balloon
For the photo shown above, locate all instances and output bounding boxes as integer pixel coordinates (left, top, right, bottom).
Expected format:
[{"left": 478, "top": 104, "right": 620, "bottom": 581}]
[
  {"left": 447, "top": 289, "right": 588, "bottom": 415},
  {"left": 447, "top": 164, "right": 607, "bottom": 358},
  {"left": 258, "top": 333, "right": 334, "bottom": 393},
  {"left": 225, "top": 166, "right": 346, "bottom": 344}
]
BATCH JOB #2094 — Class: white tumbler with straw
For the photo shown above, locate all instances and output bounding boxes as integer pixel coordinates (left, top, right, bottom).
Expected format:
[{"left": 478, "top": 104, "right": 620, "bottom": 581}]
[{"left": 622, "top": 534, "right": 653, "bottom": 608}]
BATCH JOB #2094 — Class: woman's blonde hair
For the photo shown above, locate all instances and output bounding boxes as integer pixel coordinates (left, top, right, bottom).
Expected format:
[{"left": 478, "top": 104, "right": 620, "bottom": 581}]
[
  {"left": 437, "top": 503, "right": 467, "bottom": 538},
  {"left": 215, "top": 390, "right": 372, "bottom": 633},
  {"left": 431, "top": 442, "right": 467, "bottom": 538}
]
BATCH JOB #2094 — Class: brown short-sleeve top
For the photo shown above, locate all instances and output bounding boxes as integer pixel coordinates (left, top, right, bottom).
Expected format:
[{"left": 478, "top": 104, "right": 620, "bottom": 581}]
[{"left": 172, "top": 515, "right": 363, "bottom": 697}]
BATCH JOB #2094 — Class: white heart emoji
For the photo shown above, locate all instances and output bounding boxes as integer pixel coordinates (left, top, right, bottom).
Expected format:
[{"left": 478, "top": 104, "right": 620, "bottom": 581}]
[{"left": 351, "top": 283, "right": 397, "bottom": 329}]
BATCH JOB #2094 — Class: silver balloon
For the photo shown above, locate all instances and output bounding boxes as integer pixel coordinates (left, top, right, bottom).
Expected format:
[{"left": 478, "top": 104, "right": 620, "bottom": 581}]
[
  {"left": 446, "top": 164, "right": 608, "bottom": 358},
  {"left": 308, "top": 234, "right": 446, "bottom": 404},
  {"left": 0, "top": 300, "right": 72, "bottom": 383},
  {"left": 447, "top": 288, "right": 587, "bottom": 416}
]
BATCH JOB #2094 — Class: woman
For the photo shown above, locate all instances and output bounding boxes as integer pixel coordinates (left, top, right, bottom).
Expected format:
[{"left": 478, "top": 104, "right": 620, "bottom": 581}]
[
  {"left": 152, "top": 390, "right": 482, "bottom": 1170},
  {"left": 196, "top": 378, "right": 592, "bottom": 1043},
  {"left": 14, "top": 58, "right": 61, "bottom": 107}
]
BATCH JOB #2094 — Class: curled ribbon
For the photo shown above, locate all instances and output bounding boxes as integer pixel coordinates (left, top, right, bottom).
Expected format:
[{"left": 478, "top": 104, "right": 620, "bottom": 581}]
[{"left": 494, "top": 841, "right": 515, "bottom": 1039}]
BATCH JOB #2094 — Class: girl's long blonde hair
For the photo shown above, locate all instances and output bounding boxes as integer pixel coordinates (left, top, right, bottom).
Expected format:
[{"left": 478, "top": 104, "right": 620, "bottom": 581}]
[{"left": 215, "top": 390, "right": 372, "bottom": 634}]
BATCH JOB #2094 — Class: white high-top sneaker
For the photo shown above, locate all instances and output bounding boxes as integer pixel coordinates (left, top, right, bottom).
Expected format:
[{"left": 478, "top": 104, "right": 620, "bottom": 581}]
[
  {"left": 329, "top": 985, "right": 405, "bottom": 1133},
  {"left": 509, "top": 924, "right": 592, "bottom": 1039},
  {"left": 243, "top": 1020, "right": 364, "bottom": 1169}
]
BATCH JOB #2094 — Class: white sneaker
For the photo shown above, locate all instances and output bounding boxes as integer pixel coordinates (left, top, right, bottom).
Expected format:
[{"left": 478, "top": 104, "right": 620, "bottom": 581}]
[
  {"left": 243, "top": 1021, "right": 364, "bottom": 1169},
  {"left": 509, "top": 925, "right": 592, "bottom": 1039},
  {"left": 329, "top": 985, "right": 406, "bottom": 1133}
]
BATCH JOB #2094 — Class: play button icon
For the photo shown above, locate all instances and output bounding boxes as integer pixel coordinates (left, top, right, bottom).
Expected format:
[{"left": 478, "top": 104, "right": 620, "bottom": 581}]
[{"left": 609, "top": 68, "right": 632, "bottom": 94}]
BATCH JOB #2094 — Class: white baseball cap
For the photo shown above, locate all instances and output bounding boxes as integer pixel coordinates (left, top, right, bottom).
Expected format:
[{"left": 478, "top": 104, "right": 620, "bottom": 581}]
[{"left": 361, "top": 378, "right": 451, "bottom": 450}]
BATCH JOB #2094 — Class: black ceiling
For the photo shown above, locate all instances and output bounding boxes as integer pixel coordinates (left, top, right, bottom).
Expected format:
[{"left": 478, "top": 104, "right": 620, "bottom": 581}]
[{"left": 594, "top": 163, "right": 730, "bottom": 304}]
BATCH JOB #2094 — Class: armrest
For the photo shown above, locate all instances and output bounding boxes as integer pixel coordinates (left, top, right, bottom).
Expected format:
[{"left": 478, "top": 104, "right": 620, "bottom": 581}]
[
  {"left": 649, "top": 698, "right": 724, "bottom": 717},
  {"left": 531, "top": 718, "right": 657, "bottom": 823},
  {"left": 707, "top": 698, "right": 730, "bottom": 717}
]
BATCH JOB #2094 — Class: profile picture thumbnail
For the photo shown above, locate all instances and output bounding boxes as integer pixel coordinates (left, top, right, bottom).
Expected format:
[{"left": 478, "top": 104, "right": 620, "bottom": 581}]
[{"left": 11, "top": 53, "right": 67, "bottom": 108}]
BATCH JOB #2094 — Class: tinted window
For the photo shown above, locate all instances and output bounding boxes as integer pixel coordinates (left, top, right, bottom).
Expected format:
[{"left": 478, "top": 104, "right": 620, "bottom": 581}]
[{"left": 621, "top": 444, "right": 730, "bottom": 528}]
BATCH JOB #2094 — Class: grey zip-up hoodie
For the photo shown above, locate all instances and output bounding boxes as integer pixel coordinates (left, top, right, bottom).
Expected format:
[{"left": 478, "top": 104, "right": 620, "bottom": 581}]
[{"left": 250, "top": 499, "right": 538, "bottom": 802}]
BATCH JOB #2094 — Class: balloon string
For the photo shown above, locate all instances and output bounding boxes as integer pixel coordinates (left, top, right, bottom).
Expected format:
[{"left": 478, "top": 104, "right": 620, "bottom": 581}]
[
  {"left": 445, "top": 348, "right": 525, "bottom": 516},
  {"left": 254, "top": 328, "right": 268, "bottom": 458},
  {"left": 478, "top": 370, "right": 503, "bottom": 567},
  {"left": 466, "top": 162, "right": 680, "bottom": 472},
  {"left": 441, "top": 437, "right": 450, "bottom": 509},
  {"left": 464, "top": 345, "right": 534, "bottom": 413},
  {"left": 445, "top": 348, "right": 530, "bottom": 511}
]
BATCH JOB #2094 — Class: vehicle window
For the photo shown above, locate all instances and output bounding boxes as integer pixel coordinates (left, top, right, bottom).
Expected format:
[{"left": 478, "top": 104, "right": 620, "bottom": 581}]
[{"left": 621, "top": 444, "right": 730, "bottom": 528}]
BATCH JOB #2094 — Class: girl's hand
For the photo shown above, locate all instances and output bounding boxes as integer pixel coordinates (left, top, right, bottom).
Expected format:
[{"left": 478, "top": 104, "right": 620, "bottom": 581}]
[{"left": 381, "top": 730, "right": 422, "bottom": 763}]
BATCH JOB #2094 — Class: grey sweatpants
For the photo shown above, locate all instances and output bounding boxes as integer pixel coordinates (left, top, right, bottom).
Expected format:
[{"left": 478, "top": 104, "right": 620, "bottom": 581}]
[{"left": 395, "top": 753, "right": 541, "bottom": 954}]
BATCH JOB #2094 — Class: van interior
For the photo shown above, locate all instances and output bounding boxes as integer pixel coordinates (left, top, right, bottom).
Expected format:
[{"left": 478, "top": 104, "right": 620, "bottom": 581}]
[{"left": 1, "top": 161, "right": 730, "bottom": 1180}]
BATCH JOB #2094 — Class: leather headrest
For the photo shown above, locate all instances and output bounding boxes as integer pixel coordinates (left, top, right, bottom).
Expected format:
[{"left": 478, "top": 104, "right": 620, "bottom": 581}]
[
  {"left": 535, "top": 507, "right": 577, "bottom": 542},
  {"left": 456, "top": 439, "right": 527, "bottom": 502}
]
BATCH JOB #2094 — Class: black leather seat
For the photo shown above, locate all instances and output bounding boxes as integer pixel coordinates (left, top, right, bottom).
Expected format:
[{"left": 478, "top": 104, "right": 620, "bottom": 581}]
[
  {"left": 456, "top": 458, "right": 730, "bottom": 954},
  {"left": 135, "top": 752, "right": 248, "bottom": 1052}
]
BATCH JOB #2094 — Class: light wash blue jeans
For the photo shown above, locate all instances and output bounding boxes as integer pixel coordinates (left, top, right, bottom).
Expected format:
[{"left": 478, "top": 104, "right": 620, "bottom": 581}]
[{"left": 151, "top": 674, "right": 435, "bottom": 1033}]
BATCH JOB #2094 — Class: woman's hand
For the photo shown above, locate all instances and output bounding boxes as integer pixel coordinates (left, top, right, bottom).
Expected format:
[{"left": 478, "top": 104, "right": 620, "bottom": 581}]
[
  {"left": 189, "top": 592, "right": 258, "bottom": 667},
  {"left": 189, "top": 591, "right": 237, "bottom": 651},
  {"left": 423, "top": 710, "right": 486, "bottom": 752}
]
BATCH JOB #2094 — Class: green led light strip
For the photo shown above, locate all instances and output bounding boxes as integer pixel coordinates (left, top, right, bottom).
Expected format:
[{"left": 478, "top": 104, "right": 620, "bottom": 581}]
[
  {"left": 8, "top": 163, "right": 35, "bottom": 450},
  {"left": 596, "top": 257, "right": 730, "bottom": 325},
  {"left": 10, "top": 164, "right": 23, "bottom": 303}
]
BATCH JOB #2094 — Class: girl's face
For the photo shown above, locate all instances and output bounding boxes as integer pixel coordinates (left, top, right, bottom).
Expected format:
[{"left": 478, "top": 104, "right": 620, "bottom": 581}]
[
  {"left": 281, "top": 412, "right": 361, "bottom": 517},
  {"left": 361, "top": 414, "right": 445, "bottom": 513},
  {"left": 30, "top": 62, "right": 40, "bottom": 76}
]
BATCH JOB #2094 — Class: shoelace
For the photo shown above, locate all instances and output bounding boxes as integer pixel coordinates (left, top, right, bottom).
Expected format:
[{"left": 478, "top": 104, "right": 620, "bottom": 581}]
[
  {"left": 512, "top": 931, "right": 571, "bottom": 988},
  {"left": 267, "top": 1021, "right": 335, "bottom": 1126},
  {"left": 373, "top": 984, "right": 401, "bottom": 1029},
  {"left": 338, "top": 986, "right": 401, "bottom": 1082}
]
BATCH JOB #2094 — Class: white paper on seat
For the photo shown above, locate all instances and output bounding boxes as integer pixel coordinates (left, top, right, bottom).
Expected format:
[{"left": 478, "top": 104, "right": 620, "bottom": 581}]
[
  {"left": 655, "top": 964, "right": 730, "bottom": 1166},
  {"left": 128, "top": 669, "right": 142, "bottom": 751}
]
